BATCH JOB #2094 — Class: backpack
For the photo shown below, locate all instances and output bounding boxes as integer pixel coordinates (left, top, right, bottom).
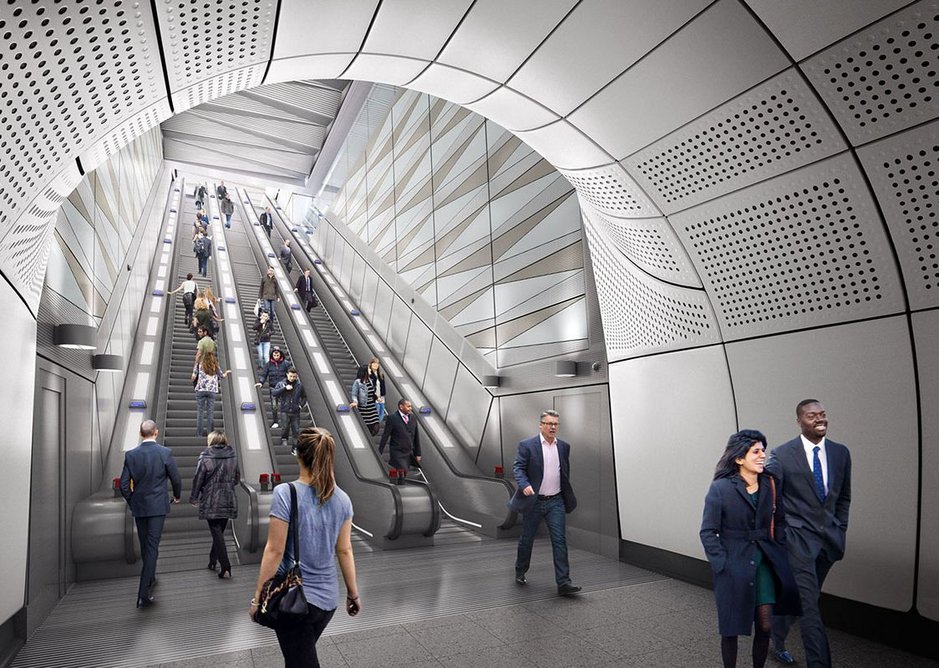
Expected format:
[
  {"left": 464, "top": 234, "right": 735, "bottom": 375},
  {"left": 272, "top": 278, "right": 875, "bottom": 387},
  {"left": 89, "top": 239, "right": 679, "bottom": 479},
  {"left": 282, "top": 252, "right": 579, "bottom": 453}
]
[{"left": 194, "top": 237, "right": 208, "bottom": 256}]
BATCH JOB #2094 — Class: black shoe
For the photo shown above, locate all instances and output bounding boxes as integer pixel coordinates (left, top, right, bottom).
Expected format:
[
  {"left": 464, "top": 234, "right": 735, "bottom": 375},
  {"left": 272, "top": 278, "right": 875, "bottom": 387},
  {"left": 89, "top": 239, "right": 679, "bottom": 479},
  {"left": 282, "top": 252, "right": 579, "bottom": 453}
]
[
  {"left": 136, "top": 596, "right": 154, "bottom": 609},
  {"left": 149, "top": 577, "right": 158, "bottom": 589},
  {"left": 218, "top": 568, "right": 231, "bottom": 579},
  {"left": 207, "top": 562, "right": 217, "bottom": 571},
  {"left": 515, "top": 573, "right": 526, "bottom": 585},
  {"left": 772, "top": 649, "right": 796, "bottom": 665},
  {"left": 557, "top": 583, "right": 582, "bottom": 596}
]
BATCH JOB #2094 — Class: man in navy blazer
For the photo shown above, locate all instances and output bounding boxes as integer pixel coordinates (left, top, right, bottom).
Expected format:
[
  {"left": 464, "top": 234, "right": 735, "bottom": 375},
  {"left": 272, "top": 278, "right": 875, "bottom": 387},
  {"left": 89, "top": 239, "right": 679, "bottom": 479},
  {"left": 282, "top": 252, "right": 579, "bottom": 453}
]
[
  {"left": 379, "top": 398, "right": 421, "bottom": 472},
  {"left": 508, "top": 409, "right": 580, "bottom": 595},
  {"left": 120, "top": 420, "right": 182, "bottom": 608},
  {"left": 765, "top": 400, "right": 851, "bottom": 667}
]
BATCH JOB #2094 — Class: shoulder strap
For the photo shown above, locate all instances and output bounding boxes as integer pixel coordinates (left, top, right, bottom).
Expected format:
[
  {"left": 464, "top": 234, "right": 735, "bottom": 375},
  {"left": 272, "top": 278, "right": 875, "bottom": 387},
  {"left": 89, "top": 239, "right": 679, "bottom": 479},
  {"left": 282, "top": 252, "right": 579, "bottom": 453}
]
[
  {"left": 288, "top": 482, "right": 301, "bottom": 566},
  {"left": 769, "top": 476, "right": 777, "bottom": 540}
]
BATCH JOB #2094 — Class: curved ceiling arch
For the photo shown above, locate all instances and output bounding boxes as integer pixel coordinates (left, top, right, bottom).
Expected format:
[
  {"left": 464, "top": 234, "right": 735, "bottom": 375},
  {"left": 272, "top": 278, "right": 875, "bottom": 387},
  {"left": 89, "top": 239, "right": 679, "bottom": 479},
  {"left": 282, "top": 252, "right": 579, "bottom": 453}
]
[{"left": 1, "top": 0, "right": 933, "bottom": 364}]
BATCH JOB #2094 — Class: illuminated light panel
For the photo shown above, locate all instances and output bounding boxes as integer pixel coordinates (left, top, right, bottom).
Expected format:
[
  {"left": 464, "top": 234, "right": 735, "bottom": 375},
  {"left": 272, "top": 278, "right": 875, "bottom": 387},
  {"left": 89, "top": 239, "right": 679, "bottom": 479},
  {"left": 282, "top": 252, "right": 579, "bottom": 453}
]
[
  {"left": 313, "top": 352, "right": 330, "bottom": 375},
  {"left": 325, "top": 379, "right": 345, "bottom": 406},
  {"left": 146, "top": 317, "right": 159, "bottom": 336},
  {"left": 139, "top": 341, "right": 155, "bottom": 366}
]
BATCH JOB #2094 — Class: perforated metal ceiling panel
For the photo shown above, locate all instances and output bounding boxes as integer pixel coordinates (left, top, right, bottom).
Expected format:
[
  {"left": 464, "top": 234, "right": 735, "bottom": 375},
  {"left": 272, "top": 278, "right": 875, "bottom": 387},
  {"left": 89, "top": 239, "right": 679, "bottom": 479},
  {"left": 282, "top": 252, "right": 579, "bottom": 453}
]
[
  {"left": 670, "top": 153, "right": 906, "bottom": 340},
  {"left": 858, "top": 118, "right": 939, "bottom": 309},
  {"left": 78, "top": 101, "right": 173, "bottom": 173},
  {"left": 0, "top": 1, "right": 165, "bottom": 238},
  {"left": 581, "top": 204, "right": 701, "bottom": 288},
  {"left": 745, "top": 0, "right": 913, "bottom": 61},
  {"left": 582, "top": 209, "right": 719, "bottom": 361},
  {"left": 802, "top": 0, "right": 939, "bottom": 146},
  {"left": 557, "top": 163, "right": 660, "bottom": 219},
  {"left": 567, "top": 0, "right": 789, "bottom": 161},
  {"left": 624, "top": 68, "right": 848, "bottom": 215},
  {"left": 171, "top": 63, "right": 268, "bottom": 114}
]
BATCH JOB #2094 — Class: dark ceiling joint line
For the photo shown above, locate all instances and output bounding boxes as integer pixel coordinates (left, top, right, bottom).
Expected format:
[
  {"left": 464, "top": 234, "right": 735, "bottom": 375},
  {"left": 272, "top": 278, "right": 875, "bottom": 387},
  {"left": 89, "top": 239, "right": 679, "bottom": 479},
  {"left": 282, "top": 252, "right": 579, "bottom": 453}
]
[
  {"left": 149, "top": 0, "right": 175, "bottom": 113},
  {"left": 903, "top": 309, "right": 925, "bottom": 610},
  {"left": 259, "top": 0, "right": 284, "bottom": 86},
  {"left": 75, "top": 157, "right": 85, "bottom": 177},
  {"left": 0, "top": 267, "right": 39, "bottom": 319},
  {"left": 337, "top": 0, "right": 385, "bottom": 80},
  {"left": 561, "top": 0, "right": 721, "bottom": 122},
  {"left": 503, "top": 0, "right": 582, "bottom": 88},
  {"left": 400, "top": 0, "right": 478, "bottom": 89}
]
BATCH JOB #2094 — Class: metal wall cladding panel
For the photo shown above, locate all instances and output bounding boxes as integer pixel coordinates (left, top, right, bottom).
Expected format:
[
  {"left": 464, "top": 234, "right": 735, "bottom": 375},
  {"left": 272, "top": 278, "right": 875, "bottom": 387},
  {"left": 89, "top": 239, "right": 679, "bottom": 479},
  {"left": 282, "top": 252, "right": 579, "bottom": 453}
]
[
  {"left": 0, "top": 1, "right": 164, "bottom": 235},
  {"left": 172, "top": 64, "right": 268, "bottom": 114},
  {"left": 363, "top": 0, "right": 472, "bottom": 61},
  {"left": 513, "top": 119, "right": 612, "bottom": 171},
  {"left": 274, "top": 0, "right": 377, "bottom": 58},
  {"left": 349, "top": 254, "right": 366, "bottom": 304},
  {"left": 402, "top": 315, "right": 433, "bottom": 386},
  {"left": 726, "top": 316, "right": 917, "bottom": 610},
  {"left": 567, "top": 0, "right": 789, "bottom": 161},
  {"left": 444, "top": 364, "right": 491, "bottom": 449},
  {"left": 670, "top": 153, "right": 906, "bottom": 341},
  {"left": 255, "top": 82, "right": 344, "bottom": 117},
  {"left": 371, "top": 279, "right": 396, "bottom": 342},
  {"left": 360, "top": 264, "right": 381, "bottom": 320},
  {"left": 801, "top": 0, "right": 939, "bottom": 146},
  {"left": 387, "top": 295, "right": 412, "bottom": 358},
  {"left": 583, "top": 213, "right": 720, "bottom": 362},
  {"left": 558, "top": 163, "right": 661, "bottom": 219},
  {"left": 609, "top": 346, "right": 737, "bottom": 555},
  {"left": 421, "top": 337, "right": 459, "bottom": 419},
  {"left": 79, "top": 102, "right": 172, "bottom": 174},
  {"left": 857, "top": 119, "right": 939, "bottom": 310},
  {"left": 582, "top": 205, "right": 701, "bottom": 287},
  {"left": 437, "top": 0, "right": 576, "bottom": 84},
  {"left": 509, "top": 0, "right": 711, "bottom": 117},
  {"left": 0, "top": 165, "right": 83, "bottom": 312},
  {"left": 155, "top": 0, "right": 276, "bottom": 91},
  {"left": 188, "top": 110, "right": 328, "bottom": 149},
  {"left": 913, "top": 309, "right": 939, "bottom": 621},
  {"left": 746, "top": 0, "right": 913, "bottom": 61},
  {"left": 342, "top": 55, "right": 429, "bottom": 88},
  {"left": 624, "top": 68, "right": 848, "bottom": 215}
]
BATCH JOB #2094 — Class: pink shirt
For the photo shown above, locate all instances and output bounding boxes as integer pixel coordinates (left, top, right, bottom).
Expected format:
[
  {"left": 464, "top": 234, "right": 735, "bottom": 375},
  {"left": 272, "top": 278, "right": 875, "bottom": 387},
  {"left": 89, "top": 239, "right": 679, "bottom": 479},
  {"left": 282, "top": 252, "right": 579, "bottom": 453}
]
[{"left": 539, "top": 434, "right": 561, "bottom": 496}]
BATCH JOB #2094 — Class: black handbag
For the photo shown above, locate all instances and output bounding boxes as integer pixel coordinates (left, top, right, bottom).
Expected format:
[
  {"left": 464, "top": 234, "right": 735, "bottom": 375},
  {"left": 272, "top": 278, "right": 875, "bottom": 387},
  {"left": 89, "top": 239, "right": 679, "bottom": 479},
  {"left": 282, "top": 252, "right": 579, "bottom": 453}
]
[{"left": 253, "top": 483, "right": 309, "bottom": 628}]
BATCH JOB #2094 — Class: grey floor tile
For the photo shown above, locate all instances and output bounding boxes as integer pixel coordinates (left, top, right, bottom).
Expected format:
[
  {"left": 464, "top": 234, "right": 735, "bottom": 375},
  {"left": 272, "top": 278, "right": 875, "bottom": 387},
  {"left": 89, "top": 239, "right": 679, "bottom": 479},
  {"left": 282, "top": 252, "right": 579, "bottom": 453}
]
[
  {"left": 248, "top": 643, "right": 283, "bottom": 666},
  {"left": 410, "top": 623, "right": 505, "bottom": 659},
  {"left": 579, "top": 621, "right": 675, "bottom": 659},
  {"left": 635, "top": 609, "right": 717, "bottom": 646},
  {"left": 514, "top": 633, "right": 617, "bottom": 668},
  {"left": 330, "top": 622, "right": 406, "bottom": 645},
  {"left": 158, "top": 649, "right": 255, "bottom": 668},
  {"left": 437, "top": 644, "right": 536, "bottom": 668},
  {"left": 466, "top": 606, "right": 559, "bottom": 642},
  {"left": 334, "top": 631, "right": 433, "bottom": 668}
]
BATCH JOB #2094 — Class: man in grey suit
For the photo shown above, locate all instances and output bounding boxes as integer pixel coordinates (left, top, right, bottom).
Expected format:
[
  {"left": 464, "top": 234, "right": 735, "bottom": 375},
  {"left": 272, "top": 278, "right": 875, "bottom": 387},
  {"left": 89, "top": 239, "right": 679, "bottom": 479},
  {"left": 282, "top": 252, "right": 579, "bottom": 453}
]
[
  {"left": 120, "top": 420, "right": 182, "bottom": 608},
  {"left": 766, "top": 400, "right": 852, "bottom": 667},
  {"left": 508, "top": 409, "right": 580, "bottom": 596}
]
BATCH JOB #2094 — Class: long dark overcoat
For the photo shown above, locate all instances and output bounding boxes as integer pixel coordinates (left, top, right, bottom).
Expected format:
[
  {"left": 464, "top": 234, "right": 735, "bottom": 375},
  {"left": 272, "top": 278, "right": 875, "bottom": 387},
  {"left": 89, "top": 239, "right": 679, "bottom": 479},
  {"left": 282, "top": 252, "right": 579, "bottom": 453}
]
[
  {"left": 700, "top": 473, "right": 802, "bottom": 636},
  {"left": 189, "top": 445, "right": 240, "bottom": 520}
]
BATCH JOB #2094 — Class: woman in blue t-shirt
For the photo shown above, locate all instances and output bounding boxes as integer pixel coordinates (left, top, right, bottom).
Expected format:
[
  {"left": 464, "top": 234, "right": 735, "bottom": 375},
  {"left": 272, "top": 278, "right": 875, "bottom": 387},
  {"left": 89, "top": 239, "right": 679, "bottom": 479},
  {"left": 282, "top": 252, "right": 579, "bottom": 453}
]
[{"left": 250, "top": 427, "right": 360, "bottom": 666}]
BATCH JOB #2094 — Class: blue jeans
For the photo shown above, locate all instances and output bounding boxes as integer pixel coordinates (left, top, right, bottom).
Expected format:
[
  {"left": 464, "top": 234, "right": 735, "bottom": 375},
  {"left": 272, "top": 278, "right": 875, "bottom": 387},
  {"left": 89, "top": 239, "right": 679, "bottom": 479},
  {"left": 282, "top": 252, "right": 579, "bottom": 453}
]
[
  {"left": 257, "top": 341, "right": 270, "bottom": 368},
  {"left": 376, "top": 400, "right": 386, "bottom": 422},
  {"left": 515, "top": 495, "right": 570, "bottom": 586},
  {"left": 281, "top": 413, "right": 300, "bottom": 445},
  {"left": 195, "top": 390, "right": 216, "bottom": 435},
  {"left": 225, "top": 214, "right": 232, "bottom": 228},
  {"left": 263, "top": 298, "right": 276, "bottom": 322}
]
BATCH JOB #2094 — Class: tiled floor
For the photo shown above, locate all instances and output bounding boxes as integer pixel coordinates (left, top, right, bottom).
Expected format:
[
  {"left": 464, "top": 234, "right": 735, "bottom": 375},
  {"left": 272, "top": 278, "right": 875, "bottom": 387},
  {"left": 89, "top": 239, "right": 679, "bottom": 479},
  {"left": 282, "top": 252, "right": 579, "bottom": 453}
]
[{"left": 11, "top": 537, "right": 937, "bottom": 667}]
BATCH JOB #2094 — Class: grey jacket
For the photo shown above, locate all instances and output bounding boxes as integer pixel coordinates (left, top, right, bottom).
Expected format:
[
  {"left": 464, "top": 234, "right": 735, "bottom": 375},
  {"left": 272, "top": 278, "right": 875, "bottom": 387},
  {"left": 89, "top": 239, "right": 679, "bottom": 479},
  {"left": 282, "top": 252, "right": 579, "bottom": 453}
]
[{"left": 189, "top": 445, "right": 240, "bottom": 520}]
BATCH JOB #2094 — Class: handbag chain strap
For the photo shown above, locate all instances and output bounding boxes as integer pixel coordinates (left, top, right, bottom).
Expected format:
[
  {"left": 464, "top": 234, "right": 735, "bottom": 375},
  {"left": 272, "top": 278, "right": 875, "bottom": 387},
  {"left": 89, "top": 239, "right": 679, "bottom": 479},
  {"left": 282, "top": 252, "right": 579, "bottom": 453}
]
[{"left": 769, "top": 476, "right": 777, "bottom": 541}]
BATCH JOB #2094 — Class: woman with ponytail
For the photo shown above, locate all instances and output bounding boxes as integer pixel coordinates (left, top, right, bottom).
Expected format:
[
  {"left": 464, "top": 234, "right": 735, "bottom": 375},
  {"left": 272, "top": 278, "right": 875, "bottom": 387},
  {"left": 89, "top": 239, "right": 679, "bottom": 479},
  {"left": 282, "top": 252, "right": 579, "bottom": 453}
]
[{"left": 250, "top": 427, "right": 360, "bottom": 667}]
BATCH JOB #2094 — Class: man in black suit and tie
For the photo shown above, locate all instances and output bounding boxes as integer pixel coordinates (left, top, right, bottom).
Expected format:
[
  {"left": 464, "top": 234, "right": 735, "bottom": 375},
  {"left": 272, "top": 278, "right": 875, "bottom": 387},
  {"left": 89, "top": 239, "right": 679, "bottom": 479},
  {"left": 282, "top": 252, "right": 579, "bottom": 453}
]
[
  {"left": 259, "top": 206, "right": 274, "bottom": 237},
  {"left": 294, "top": 267, "right": 318, "bottom": 312},
  {"left": 379, "top": 398, "right": 421, "bottom": 472},
  {"left": 119, "top": 420, "right": 182, "bottom": 608},
  {"left": 508, "top": 410, "right": 580, "bottom": 596},
  {"left": 766, "top": 400, "right": 851, "bottom": 667}
]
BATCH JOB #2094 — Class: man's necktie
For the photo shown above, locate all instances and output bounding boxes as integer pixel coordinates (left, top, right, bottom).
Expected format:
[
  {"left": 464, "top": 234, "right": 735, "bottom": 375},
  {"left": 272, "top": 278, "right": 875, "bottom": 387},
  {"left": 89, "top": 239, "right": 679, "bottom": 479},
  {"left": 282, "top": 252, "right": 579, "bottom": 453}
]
[
  {"left": 306, "top": 278, "right": 311, "bottom": 292},
  {"left": 813, "top": 446, "right": 827, "bottom": 501},
  {"left": 403, "top": 414, "right": 409, "bottom": 425}
]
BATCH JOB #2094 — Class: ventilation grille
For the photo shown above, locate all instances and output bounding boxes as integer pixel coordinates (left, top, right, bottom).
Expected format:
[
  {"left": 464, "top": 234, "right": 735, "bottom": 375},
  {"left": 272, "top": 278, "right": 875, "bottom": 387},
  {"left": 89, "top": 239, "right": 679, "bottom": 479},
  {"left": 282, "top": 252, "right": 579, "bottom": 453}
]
[
  {"left": 625, "top": 69, "right": 847, "bottom": 214},
  {"left": 583, "top": 204, "right": 700, "bottom": 286},
  {"left": 671, "top": 155, "right": 904, "bottom": 339},
  {"left": 559, "top": 164, "right": 660, "bottom": 218},
  {"left": 158, "top": 0, "right": 276, "bottom": 91},
  {"left": 803, "top": 0, "right": 939, "bottom": 145},
  {"left": 859, "top": 119, "right": 939, "bottom": 309},
  {"left": 0, "top": 1, "right": 163, "bottom": 232},
  {"left": 583, "top": 212, "right": 718, "bottom": 361}
]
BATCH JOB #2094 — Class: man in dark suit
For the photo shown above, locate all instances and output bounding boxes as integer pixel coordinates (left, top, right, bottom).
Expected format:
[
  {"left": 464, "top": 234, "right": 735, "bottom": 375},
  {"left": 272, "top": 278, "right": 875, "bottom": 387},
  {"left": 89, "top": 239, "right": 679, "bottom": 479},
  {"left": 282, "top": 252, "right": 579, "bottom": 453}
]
[
  {"left": 378, "top": 398, "right": 421, "bottom": 472},
  {"left": 119, "top": 420, "right": 182, "bottom": 608},
  {"left": 765, "top": 399, "right": 851, "bottom": 667},
  {"left": 259, "top": 206, "right": 274, "bottom": 237},
  {"left": 294, "top": 268, "right": 318, "bottom": 312},
  {"left": 508, "top": 409, "right": 580, "bottom": 596}
]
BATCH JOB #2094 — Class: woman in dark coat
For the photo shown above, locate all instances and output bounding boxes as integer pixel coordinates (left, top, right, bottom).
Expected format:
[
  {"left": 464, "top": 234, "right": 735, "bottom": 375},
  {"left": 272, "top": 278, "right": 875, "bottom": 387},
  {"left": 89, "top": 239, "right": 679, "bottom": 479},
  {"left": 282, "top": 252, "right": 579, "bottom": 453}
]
[
  {"left": 700, "top": 429, "right": 801, "bottom": 668},
  {"left": 190, "top": 431, "right": 241, "bottom": 579}
]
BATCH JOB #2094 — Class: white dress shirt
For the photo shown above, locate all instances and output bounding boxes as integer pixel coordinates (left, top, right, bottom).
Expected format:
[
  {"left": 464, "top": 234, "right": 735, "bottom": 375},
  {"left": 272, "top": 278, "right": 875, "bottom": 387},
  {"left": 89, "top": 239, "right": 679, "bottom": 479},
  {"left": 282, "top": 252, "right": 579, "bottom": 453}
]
[
  {"left": 539, "top": 434, "right": 561, "bottom": 496},
  {"left": 800, "top": 434, "right": 828, "bottom": 492}
]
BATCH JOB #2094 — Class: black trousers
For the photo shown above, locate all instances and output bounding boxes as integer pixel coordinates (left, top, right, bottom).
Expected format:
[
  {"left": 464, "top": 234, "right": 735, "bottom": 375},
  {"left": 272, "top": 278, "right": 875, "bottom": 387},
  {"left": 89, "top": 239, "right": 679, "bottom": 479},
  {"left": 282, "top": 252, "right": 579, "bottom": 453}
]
[
  {"left": 134, "top": 515, "right": 165, "bottom": 600},
  {"left": 206, "top": 518, "right": 230, "bottom": 571},
  {"left": 274, "top": 604, "right": 335, "bottom": 668}
]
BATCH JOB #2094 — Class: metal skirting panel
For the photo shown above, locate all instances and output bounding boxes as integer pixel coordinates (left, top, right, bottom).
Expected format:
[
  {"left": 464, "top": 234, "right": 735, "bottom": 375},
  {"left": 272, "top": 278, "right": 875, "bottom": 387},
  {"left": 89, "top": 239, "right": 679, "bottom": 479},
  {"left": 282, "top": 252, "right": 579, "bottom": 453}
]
[{"left": 12, "top": 540, "right": 662, "bottom": 667}]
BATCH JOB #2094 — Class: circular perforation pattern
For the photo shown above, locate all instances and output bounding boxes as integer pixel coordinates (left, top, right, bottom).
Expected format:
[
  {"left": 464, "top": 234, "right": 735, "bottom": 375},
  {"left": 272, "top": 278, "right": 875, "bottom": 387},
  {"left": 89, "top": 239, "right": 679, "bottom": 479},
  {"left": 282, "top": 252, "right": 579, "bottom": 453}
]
[
  {"left": 583, "top": 218, "right": 715, "bottom": 357},
  {"left": 182, "top": 65, "right": 264, "bottom": 109},
  {"left": 0, "top": 0, "right": 161, "bottom": 230},
  {"left": 804, "top": 2, "right": 939, "bottom": 142},
  {"left": 590, "top": 212, "right": 681, "bottom": 276},
  {"left": 882, "top": 143, "right": 939, "bottom": 290},
  {"left": 684, "top": 179, "right": 883, "bottom": 329},
  {"left": 561, "top": 166, "right": 656, "bottom": 217},
  {"left": 162, "top": 0, "right": 275, "bottom": 87},
  {"left": 633, "top": 91, "right": 823, "bottom": 205}
]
